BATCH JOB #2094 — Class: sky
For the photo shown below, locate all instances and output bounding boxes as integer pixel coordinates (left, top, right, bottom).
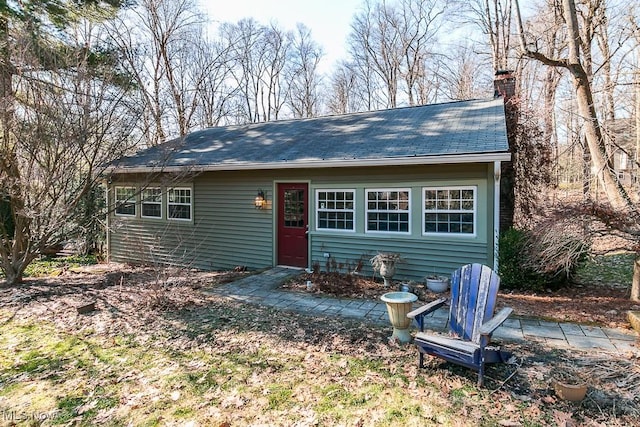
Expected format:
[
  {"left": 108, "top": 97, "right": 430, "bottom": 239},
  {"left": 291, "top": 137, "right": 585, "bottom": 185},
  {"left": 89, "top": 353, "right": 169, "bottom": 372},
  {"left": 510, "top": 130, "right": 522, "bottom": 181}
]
[{"left": 198, "top": 0, "right": 364, "bottom": 73}]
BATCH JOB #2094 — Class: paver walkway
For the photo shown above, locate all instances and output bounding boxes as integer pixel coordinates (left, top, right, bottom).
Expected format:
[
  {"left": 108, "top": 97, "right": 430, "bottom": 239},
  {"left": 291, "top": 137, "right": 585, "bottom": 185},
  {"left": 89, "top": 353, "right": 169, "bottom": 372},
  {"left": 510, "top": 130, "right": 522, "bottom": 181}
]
[{"left": 204, "top": 267, "right": 639, "bottom": 354}]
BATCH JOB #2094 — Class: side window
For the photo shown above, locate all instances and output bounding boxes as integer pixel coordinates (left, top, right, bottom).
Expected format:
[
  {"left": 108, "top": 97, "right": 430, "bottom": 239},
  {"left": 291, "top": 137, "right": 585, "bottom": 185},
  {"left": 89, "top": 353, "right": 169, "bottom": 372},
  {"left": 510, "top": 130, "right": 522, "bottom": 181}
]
[
  {"left": 423, "top": 187, "right": 476, "bottom": 235},
  {"left": 115, "top": 186, "right": 136, "bottom": 217},
  {"left": 167, "top": 187, "right": 192, "bottom": 221},
  {"left": 141, "top": 187, "right": 162, "bottom": 219}
]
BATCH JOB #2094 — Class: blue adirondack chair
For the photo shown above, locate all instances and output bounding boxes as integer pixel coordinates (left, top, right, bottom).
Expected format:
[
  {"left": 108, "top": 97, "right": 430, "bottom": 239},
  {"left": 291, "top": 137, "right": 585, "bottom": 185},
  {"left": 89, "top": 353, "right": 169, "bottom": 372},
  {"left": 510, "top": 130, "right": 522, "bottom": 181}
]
[{"left": 407, "top": 263, "right": 513, "bottom": 387}]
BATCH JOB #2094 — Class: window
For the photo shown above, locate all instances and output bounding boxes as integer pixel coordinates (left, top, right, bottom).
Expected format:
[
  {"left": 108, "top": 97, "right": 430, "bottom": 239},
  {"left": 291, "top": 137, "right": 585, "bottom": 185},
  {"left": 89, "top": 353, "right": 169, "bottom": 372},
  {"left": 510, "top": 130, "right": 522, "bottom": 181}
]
[
  {"left": 141, "top": 187, "right": 162, "bottom": 218},
  {"left": 283, "top": 189, "right": 305, "bottom": 228},
  {"left": 115, "top": 186, "right": 136, "bottom": 217},
  {"left": 316, "top": 190, "right": 355, "bottom": 231},
  {"left": 423, "top": 187, "right": 476, "bottom": 235},
  {"left": 167, "top": 187, "right": 192, "bottom": 221},
  {"left": 366, "top": 189, "right": 410, "bottom": 233}
]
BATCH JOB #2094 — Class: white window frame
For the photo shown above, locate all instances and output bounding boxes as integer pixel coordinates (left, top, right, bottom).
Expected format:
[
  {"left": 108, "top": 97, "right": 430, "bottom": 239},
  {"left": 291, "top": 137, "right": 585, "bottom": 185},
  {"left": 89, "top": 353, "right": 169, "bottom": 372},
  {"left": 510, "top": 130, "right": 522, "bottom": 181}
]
[
  {"left": 422, "top": 186, "right": 477, "bottom": 237},
  {"left": 114, "top": 186, "right": 136, "bottom": 217},
  {"left": 141, "top": 187, "right": 162, "bottom": 219},
  {"left": 167, "top": 187, "right": 192, "bottom": 221},
  {"left": 365, "top": 188, "right": 411, "bottom": 234},
  {"left": 315, "top": 189, "right": 356, "bottom": 232}
]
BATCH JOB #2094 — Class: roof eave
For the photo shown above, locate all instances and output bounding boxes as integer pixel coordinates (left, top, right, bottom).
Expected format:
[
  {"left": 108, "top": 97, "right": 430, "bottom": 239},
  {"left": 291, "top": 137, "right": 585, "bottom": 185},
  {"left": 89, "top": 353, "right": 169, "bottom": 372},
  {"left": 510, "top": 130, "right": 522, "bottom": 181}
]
[{"left": 105, "top": 152, "right": 512, "bottom": 174}]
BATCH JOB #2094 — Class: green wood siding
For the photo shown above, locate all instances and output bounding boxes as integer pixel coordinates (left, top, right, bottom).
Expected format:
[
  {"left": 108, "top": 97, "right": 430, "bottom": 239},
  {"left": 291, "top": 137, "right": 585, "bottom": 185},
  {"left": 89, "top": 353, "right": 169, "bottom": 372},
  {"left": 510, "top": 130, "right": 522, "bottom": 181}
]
[
  {"left": 107, "top": 163, "right": 497, "bottom": 280},
  {"left": 306, "top": 164, "right": 495, "bottom": 281},
  {"left": 108, "top": 174, "right": 273, "bottom": 271},
  {"left": 310, "top": 234, "right": 489, "bottom": 280}
]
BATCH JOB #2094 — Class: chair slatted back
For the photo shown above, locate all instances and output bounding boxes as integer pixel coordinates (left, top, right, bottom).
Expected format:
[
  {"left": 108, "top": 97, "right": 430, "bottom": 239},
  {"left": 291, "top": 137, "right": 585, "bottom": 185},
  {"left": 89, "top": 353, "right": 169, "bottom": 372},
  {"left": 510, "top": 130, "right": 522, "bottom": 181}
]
[{"left": 448, "top": 264, "right": 501, "bottom": 345}]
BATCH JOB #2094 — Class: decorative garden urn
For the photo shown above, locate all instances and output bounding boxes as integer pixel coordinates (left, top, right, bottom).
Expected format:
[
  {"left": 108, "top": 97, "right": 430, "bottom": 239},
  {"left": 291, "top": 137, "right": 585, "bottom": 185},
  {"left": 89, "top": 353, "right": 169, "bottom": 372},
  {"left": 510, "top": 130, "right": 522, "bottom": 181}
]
[
  {"left": 380, "top": 291, "right": 418, "bottom": 343},
  {"left": 370, "top": 253, "right": 403, "bottom": 288},
  {"left": 379, "top": 261, "right": 396, "bottom": 287}
]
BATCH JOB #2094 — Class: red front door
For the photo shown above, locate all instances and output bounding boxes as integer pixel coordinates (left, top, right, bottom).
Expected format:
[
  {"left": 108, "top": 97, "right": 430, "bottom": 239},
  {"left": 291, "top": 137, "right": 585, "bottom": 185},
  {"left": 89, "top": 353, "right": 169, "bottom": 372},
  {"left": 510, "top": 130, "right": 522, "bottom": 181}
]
[{"left": 277, "top": 183, "right": 308, "bottom": 268}]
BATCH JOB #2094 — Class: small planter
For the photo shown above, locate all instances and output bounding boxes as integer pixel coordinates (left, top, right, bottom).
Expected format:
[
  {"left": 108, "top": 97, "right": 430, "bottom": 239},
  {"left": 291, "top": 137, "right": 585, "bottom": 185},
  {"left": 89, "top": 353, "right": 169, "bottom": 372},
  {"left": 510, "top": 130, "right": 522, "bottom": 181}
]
[
  {"left": 399, "top": 283, "right": 411, "bottom": 292},
  {"left": 380, "top": 291, "right": 418, "bottom": 344},
  {"left": 553, "top": 380, "right": 588, "bottom": 402},
  {"left": 552, "top": 369, "right": 588, "bottom": 401},
  {"left": 426, "top": 276, "right": 449, "bottom": 293}
]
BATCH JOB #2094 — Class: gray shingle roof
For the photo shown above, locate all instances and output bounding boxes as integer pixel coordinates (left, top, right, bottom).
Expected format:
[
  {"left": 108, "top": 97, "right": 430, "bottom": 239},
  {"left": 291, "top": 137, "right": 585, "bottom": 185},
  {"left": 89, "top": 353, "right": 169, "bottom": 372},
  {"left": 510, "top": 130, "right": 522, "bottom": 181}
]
[{"left": 110, "top": 98, "right": 509, "bottom": 172}]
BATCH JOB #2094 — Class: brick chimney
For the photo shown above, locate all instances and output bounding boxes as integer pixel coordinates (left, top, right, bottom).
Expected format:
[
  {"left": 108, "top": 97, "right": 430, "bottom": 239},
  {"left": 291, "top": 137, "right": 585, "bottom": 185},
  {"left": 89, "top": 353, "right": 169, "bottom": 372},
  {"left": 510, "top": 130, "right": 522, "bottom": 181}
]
[
  {"left": 493, "top": 69, "right": 516, "bottom": 102},
  {"left": 494, "top": 70, "right": 517, "bottom": 233}
]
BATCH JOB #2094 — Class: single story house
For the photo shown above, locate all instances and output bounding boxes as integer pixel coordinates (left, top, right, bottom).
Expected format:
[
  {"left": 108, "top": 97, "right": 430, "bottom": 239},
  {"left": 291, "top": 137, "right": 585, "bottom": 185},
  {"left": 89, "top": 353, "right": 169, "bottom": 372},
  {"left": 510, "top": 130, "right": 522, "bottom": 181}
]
[{"left": 104, "top": 97, "right": 511, "bottom": 281}]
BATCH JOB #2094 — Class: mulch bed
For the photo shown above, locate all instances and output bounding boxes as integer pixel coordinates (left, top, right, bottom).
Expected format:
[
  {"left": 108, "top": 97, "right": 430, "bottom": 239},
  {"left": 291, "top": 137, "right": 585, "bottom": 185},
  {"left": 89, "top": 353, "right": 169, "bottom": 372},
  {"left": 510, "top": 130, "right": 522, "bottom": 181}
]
[{"left": 283, "top": 272, "right": 640, "bottom": 330}]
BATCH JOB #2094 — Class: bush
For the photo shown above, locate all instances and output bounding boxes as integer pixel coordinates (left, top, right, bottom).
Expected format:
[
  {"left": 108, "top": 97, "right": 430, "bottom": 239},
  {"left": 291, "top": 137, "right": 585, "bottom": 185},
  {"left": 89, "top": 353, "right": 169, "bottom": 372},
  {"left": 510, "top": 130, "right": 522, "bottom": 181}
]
[
  {"left": 526, "top": 223, "right": 589, "bottom": 284},
  {"left": 498, "top": 226, "right": 589, "bottom": 291},
  {"left": 498, "top": 228, "right": 545, "bottom": 291}
]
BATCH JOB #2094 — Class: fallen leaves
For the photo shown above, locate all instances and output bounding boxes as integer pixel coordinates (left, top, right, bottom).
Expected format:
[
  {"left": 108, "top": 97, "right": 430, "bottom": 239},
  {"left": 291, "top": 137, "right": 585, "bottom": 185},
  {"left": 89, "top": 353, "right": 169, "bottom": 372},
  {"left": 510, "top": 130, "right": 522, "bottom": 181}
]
[{"left": 1, "top": 264, "right": 639, "bottom": 426}]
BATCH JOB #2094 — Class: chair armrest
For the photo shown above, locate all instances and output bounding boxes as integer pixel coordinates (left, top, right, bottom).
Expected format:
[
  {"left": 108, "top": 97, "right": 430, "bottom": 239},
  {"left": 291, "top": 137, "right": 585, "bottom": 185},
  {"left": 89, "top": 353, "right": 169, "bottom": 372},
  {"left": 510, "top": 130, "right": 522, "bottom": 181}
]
[
  {"left": 407, "top": 297, "right": 448, "bottom": 319},
  {"left": 479, "top": 307, "right": 513, "bottom": 336}
]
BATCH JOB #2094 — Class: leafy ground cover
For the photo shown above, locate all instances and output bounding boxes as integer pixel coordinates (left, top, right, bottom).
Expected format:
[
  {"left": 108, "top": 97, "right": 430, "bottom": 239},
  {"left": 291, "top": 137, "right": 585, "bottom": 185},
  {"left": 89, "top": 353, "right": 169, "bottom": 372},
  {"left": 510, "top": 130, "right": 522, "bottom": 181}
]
[
  {"left": 0, "top": 255, "right": 98, "bottom": 280},
  {"left": 0, "top": 262, "right": 638, "bottom": 426}
]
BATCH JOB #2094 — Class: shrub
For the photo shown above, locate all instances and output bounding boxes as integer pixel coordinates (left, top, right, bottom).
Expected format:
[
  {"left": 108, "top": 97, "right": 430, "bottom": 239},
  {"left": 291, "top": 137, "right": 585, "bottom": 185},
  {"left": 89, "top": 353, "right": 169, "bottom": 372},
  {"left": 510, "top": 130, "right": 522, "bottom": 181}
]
[
  {"left": 498, "top": 228, "right": 545, "bottom": 290},
  {"left": 498, "top": 226, "right": 589, "bottom": 291},
  {"left": 526, "top": 222, "right": 589, "bottom": 284}
]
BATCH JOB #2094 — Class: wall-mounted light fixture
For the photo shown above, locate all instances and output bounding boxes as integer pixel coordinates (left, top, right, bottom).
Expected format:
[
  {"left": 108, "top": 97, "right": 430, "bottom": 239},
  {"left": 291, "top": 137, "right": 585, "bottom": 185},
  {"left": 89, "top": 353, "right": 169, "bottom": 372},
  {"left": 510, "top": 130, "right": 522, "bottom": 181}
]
[{"left": 255, "top": 189, "right": 266, "bottom": 209}]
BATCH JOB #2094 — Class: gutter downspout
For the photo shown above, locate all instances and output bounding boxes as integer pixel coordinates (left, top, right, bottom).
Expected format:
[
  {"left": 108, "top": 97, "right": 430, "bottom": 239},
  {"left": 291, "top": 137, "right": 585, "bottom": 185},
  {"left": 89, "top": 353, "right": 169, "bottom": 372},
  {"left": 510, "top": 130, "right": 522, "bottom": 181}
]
[
  {"left": 104, "top": 180, "right": 110, "bottom": 263},
  {"left": 493, "top": 161, "right": 501, "bottom": 272}
]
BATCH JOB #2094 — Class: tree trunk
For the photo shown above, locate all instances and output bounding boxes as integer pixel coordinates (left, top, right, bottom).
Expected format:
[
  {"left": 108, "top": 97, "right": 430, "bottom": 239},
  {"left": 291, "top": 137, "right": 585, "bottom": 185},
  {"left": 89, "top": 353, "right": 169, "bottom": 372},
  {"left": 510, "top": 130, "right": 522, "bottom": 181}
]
[
  {"left": 560, "top": 0, "right": 628, "bottom": 210},
  {"left": 636, "top": 44, "right": 640, "bottom": 192},
  {"left": 2, "top": 264, "right": 24, "bottom": 287},
  {"left": 571, "top": 65, "right": 630, "bottom": 209},
  {"left": 632, "top": 256, "right": 640, "bottom": 302}
]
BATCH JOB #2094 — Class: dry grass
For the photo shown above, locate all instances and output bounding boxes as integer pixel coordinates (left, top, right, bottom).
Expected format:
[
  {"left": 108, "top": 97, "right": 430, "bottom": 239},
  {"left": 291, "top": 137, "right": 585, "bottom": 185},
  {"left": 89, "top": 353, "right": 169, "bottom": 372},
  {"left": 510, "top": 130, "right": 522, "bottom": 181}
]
[{"left": 0, "top": 264, "right": 638, "bottom": 425}]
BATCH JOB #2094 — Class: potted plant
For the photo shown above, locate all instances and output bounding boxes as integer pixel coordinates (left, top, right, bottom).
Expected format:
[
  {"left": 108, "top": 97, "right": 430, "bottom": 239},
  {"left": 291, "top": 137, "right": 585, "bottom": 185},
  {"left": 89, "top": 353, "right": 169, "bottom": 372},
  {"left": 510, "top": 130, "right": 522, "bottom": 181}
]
[
  {"left": 426, "top": 274, "right": 449, "bottom": 293},
  {"left": 552, "top": 369, "right": 588, "bottom": 402},
  {"left": 370, "top": 252, "right": 404, "bottom": 287}
]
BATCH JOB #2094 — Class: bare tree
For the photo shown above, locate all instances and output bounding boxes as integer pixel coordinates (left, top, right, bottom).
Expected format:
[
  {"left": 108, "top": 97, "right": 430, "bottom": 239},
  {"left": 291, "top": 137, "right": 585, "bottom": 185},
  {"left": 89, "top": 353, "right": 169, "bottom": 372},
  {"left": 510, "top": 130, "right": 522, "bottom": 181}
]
[
  {"left": 349, "top": 0, "right": 404, "bottom": 108},
  {"left": 514, "top": 0, "right": 632, "bottom": 210},
  {"left": 347, "top": 0, "right": 450, "bottom": 108},
  {"left": 0, "top": 3, "right": 138, "bottom": 286},
  {"left": 516, "top": 1, "right": 565, "bottom": 185},
  {"left": 346, "top": 36, "right": 387, "bottom": 110},
  {"left": 630, "top": 11, "right": 640, "bottom": 301},
  {"left": 438, "top": 44, "right": 491, "bottom": 100},
  {"left": 223, "top": 19, "right": 291, "bottom": 123},
  {"left": 108, "top": 0, "right": 208, "bottom": 145},
  {"left": 464, "top": 0, "right": 515, "bottom": 71},
  {"left": 260, "top": 23, "right": 290, "bottom": 121},
  {"left": 515, "top": 0, "right": 640, "bottom": 301},
  {"left": 633, "top": 13, "right": 640, "bottom": 170},
  {"left": 400, "top": 0, "right": 447, "bottom": 106},
  {"left": 286, "top": 24, "right": 324, "bottom": 118},
  {"left": 193, "top": 35, "right": 237, "bottom": 128},
  {"left": 327, "top": 61, "right": 366, "bottom": 114}
]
